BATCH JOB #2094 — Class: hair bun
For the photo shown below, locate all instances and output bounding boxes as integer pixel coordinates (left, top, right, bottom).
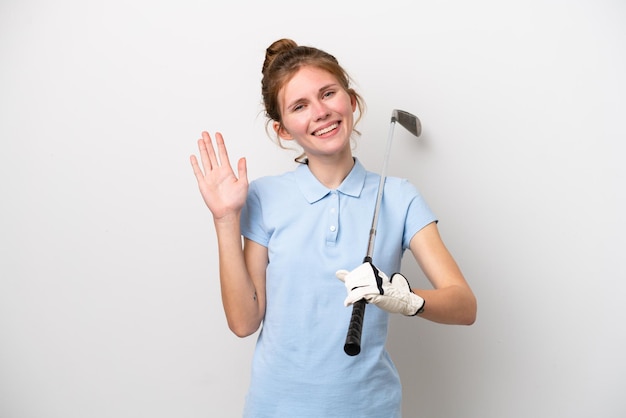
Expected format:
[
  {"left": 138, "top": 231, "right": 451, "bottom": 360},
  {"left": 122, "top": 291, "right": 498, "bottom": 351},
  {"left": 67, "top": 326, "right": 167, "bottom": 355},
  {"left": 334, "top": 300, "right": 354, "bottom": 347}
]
[{"left": 262, "top": 38, "right": 298, "bottom": 75}]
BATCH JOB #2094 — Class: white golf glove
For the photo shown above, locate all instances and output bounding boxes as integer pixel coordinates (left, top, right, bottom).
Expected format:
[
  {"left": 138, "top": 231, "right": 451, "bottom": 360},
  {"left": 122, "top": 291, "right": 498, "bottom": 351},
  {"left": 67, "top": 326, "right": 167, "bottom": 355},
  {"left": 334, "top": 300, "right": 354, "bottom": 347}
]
[{"left": 336, "top": 262, "right": 425, "bottom": 316}]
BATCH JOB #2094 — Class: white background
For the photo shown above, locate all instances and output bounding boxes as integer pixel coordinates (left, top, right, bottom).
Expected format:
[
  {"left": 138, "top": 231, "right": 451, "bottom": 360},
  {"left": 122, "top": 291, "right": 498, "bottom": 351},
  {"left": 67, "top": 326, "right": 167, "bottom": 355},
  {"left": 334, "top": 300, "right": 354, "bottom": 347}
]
[{"left": 1, "top": 0, "right": 625, "bottom": 417}]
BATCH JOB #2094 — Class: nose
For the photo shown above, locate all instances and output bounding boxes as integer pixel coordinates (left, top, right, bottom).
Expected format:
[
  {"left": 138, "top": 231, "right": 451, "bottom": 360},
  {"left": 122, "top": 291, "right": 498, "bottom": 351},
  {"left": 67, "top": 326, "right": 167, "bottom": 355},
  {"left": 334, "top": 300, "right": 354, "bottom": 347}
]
[{"left": 312, "top": 100, "right": 330, "bottom": 121}]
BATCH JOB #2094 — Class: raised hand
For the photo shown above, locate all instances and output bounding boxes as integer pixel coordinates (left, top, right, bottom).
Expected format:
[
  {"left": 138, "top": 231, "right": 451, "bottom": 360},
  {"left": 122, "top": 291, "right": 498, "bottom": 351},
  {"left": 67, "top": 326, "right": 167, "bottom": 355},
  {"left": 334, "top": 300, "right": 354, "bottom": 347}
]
[{"left": 190, "top": 131, "right": 248, "bottom": 221}]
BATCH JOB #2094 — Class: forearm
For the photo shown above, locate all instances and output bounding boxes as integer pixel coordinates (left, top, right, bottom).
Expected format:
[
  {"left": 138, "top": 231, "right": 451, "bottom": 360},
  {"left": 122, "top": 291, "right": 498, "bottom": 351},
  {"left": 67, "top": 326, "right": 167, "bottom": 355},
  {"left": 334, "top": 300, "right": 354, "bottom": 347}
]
[
  {"left": 408, "top": 222, "right": 477, "bottom": 325},
  {"left": 214, "top": 216, "right": 265, "bottom": 337},
  {"left": 414, "top": 285, "right": 476, "bottom": 325}
]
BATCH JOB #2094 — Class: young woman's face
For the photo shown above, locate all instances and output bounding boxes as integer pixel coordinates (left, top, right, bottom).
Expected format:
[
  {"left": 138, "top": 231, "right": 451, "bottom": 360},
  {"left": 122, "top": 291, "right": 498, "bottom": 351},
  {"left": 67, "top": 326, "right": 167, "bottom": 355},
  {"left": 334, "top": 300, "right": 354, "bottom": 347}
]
[{"left": 275, "top": 66, "right": 357, "bottom": 162}]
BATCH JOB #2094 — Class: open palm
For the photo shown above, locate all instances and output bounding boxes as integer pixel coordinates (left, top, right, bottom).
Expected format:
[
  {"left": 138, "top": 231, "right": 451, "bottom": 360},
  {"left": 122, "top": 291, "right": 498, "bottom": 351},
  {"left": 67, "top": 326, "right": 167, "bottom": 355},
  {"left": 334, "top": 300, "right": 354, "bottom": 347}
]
[{"left": 190, "top": 131, "right": 248, "bottom": 221}]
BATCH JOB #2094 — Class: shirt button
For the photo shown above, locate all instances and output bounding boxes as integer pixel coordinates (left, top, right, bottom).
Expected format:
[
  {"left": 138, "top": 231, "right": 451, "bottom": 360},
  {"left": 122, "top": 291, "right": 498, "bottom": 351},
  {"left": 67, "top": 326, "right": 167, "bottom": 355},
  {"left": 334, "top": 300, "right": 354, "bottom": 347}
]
[{"left": 330, "top": 225, "right": 336, "bottom": 232}]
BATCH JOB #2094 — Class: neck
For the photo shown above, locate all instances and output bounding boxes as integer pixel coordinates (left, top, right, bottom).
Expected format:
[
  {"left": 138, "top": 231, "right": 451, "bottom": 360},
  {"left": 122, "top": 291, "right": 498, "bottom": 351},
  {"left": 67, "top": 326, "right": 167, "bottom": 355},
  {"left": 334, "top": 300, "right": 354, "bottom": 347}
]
[{"left": 307, "top": 153, "right": 355, "bottom": 189}]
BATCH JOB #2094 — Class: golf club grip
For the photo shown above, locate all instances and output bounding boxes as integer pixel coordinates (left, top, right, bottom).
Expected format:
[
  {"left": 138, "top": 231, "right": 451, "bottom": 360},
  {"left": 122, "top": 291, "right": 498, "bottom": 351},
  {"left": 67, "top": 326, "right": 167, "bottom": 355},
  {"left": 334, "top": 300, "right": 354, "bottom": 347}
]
[{"left": 344, "top": 299, "right": 366, "bottom": 356}]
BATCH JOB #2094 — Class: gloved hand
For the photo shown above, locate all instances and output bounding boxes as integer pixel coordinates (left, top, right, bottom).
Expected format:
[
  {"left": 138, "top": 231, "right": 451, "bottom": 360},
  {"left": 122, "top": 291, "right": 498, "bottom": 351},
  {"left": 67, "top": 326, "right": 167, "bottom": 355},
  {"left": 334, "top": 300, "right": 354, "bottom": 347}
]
[{"left": 336, "top": 262, "right": 425, "bottom": 316}]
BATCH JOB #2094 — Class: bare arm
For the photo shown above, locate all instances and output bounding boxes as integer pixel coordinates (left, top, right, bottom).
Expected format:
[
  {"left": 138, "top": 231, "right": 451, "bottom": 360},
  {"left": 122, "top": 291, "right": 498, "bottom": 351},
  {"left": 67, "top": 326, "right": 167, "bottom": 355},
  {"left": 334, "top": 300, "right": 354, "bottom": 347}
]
[
  {"left": 214, "top": 221, "right": 267, "bottom": 337},
  {"left": 190, "top": 132, "right": 267, "bottom": 337},
  {"left": 410, "top": 222, "right": 477, "bottom": 325}
]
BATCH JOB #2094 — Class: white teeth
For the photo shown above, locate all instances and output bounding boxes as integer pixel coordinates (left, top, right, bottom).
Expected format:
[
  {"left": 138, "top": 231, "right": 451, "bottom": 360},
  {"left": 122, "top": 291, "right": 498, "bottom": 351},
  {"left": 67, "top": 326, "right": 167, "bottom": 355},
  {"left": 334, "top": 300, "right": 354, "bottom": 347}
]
[{"left": 314, "top": 123, "right": 338, "bottom": 136}]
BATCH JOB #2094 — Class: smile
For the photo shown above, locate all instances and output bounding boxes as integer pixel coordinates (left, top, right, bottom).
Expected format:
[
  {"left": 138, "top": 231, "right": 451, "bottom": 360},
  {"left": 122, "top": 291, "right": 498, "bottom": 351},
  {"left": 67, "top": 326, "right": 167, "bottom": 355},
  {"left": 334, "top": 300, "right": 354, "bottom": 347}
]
[{"left": 313, "top": 123, "right": 339, "bottom": 136}]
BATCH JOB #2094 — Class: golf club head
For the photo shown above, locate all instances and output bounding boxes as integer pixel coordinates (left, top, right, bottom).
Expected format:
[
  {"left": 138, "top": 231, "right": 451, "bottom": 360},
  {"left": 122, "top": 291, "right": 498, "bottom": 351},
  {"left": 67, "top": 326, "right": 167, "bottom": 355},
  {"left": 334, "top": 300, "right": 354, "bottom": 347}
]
[{"left": 391, "top": 109, "right": 421, "bottom": 137}]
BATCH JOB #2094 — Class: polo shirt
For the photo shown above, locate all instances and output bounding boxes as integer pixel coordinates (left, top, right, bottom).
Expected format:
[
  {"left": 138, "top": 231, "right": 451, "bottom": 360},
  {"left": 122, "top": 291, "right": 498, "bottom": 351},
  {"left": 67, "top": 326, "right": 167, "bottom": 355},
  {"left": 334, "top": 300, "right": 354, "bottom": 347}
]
[{"left": 240, "top": 159, "right": 437, "bottom": 417}]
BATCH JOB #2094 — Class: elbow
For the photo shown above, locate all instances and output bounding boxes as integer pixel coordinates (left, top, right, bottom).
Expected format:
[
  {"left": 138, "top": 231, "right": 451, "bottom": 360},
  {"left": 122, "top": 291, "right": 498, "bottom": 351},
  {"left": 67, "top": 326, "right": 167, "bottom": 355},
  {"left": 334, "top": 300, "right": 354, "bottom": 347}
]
[
  {"left": 462, "top": 295, "right": 477, "bottom": 326},
  {"left": 440, "top": 286, "right": 477, "bottom": 326},
  {"left": 229, "top": 325, "right": 257, "bottom": 338},
  {"left": 463, "top": 312, "right": 477, "bottom": 326},
  {"left": 232, "top": 329, "right": 255, "bottom": 338},
  {"left": 223, "top": 303, "right": 264, "bottom": 337},
  {"left": 227, "top": 319, "right": 261, "bottom": 338}
]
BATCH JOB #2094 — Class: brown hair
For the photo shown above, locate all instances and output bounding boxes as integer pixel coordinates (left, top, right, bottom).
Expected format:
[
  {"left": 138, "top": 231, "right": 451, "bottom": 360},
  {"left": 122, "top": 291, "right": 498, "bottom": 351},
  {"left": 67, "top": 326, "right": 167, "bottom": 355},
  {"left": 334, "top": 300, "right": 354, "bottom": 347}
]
[{"left": 260, "top": 39, "right": 365, "bottom": 161}]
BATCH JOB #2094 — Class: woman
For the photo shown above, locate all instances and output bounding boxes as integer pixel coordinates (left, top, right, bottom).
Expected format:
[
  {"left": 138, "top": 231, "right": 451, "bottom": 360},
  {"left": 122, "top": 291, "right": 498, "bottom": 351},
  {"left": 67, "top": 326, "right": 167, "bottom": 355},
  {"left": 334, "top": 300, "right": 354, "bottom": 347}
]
[{"left": 190, "top": 38, "right": 476, "bottom": 417}]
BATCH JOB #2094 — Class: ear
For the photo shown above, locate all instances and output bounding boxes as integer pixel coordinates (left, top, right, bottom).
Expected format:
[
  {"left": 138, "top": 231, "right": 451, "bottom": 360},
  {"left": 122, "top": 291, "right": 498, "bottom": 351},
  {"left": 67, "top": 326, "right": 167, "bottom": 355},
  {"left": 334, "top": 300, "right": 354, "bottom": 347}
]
[
  {"left": 273, "top": 121, "right": 294, "bottom": 140},
  {"left": 351, "top": 94, "right": 357, "bottom": 112}
]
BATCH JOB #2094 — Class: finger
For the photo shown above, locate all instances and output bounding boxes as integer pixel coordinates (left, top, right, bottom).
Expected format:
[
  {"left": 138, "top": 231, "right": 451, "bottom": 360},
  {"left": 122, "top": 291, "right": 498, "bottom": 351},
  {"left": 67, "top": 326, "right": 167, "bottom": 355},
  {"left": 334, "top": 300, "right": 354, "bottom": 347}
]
[
  {"left": 197, "top": 135, "right": 212, "bottom": 172},
  {"left": 237, "top": 157, "right": 248, "bottom": 183},
  {"left": 189, "top": 155, "right": 204, "bottom": 180},
  {"left": 214, "top": 132, "right": 230, "bottom": 169},
  {"left": 335, "top": 270, "right": 350, "bottom": 282},
  {"left": 344, "top": 290, "right": 370, "bottom": 306},
  {"left": 202, "top": 131, "right": 219, "bottom": 169}
]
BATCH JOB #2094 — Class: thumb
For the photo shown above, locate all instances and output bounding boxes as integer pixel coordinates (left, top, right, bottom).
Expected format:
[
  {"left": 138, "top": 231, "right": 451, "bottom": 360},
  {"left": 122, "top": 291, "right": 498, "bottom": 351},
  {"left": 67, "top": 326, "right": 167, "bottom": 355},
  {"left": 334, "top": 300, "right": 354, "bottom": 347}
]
[{"left": 335, "top": 269, "right": 350, "bottom": 282}]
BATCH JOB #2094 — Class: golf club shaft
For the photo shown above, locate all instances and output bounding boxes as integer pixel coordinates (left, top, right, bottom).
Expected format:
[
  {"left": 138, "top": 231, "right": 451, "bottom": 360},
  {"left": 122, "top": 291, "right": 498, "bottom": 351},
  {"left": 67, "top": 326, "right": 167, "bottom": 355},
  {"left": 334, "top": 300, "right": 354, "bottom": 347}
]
[{"left": 343, "top": 119, "right": 397, "bottom": 356}]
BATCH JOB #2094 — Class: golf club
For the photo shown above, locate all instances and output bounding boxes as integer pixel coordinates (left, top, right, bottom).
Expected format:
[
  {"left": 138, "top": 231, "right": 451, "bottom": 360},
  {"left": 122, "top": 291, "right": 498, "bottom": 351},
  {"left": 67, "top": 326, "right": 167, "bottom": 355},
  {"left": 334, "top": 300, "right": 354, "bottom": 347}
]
[{"left": 344, "top": 109, "right": 422, "bottom": 356}]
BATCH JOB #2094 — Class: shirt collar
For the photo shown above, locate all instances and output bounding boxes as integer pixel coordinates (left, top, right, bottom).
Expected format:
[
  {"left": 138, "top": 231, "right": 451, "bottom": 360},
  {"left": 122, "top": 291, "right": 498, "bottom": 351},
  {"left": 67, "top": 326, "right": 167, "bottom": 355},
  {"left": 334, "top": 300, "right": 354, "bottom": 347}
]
[{"left": 295, "top": 158, "right": 367, "bottom": 203}]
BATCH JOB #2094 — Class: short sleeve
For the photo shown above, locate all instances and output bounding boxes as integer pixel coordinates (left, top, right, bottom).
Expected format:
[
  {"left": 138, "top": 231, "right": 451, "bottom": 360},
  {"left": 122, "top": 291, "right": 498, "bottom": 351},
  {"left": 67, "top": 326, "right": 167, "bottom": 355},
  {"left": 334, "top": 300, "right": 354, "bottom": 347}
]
[
  {"left": 401, "top": 179, "right": 438, "bottom": 250},
  {"left": 240, "top": 181, "right": 270, "bottom": 247}
]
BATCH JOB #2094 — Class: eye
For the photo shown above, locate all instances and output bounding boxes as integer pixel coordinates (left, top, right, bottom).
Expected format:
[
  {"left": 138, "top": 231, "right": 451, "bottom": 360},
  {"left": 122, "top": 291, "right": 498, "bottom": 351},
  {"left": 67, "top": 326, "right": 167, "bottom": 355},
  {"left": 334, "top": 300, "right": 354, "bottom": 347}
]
[{"left": 323, "top": 90, "right": 335, "bottom": 99}]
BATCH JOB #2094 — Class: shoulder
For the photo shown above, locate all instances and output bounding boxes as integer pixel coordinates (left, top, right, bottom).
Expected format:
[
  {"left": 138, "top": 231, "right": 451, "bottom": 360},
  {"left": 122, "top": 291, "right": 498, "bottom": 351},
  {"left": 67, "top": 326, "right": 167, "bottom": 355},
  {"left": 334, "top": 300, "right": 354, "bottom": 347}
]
[
  {"left": 249, "top": 171, "right": 297, "bottom": 193},
  {"left": 383, "top": 176, "right": 421, "bottom": 198},
  {"left": 381, "top": 176, "right": 434, "bottom": 218}
]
